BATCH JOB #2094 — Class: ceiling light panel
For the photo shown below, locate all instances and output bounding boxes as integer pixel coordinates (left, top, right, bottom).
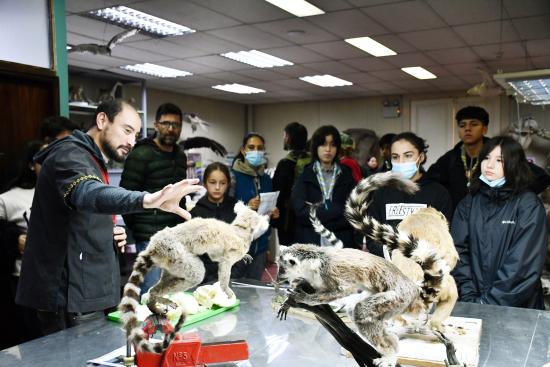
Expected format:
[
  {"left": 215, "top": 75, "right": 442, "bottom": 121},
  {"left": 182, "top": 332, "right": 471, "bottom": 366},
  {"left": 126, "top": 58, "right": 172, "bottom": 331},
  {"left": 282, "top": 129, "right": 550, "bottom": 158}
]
[
  {"left": 345, "top": 37, "right": 397, "bottom": 57},
  {"left": 508, "top": 79, "right": 550, "bottom": 105},
  {"left": 401, "top": 66, "right": 437, "bottom": 79},
  {"left": 212, "top": 83, "right": 266, "bottom": 94},
  {"left": 221, "top": 50, "right": 293, "bottom": 68},
  {"left": 120, "top": 63, "right": 193, "bottom": 78},
  {"left": 264, "top": 0, "right": 325, "bottom": 17},
  {"left": 299, "top": 74, "right": 353, "bottom": 87},
  {"left": 87, "top": 6, "right": 195, "bottom": 37}
]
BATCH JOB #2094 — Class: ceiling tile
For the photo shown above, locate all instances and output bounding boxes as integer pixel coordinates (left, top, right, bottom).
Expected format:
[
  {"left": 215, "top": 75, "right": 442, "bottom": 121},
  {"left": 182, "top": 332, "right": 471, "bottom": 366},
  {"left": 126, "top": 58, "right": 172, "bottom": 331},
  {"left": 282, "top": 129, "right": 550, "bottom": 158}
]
[
  {"left": 234, "top": 69, "right": 288, "bottom": 81},
  {"left": 426, "top": 0, "right": 502, "bottom": 26},
  {"left": 526, "top": 39, "right": 550, "bottom": 56},
  {"left": 399, "top": 28, "right": 466, "bottom": 50},
  {"left": 67, "top": 32, "right": 101, "bottom": 45},
  {"left": 123, "top": 39, "right": 207, "bottom": 59},
  {"left": 425, "top": 48, "right": 480, "bottom": 65},
  {"left": 182, "top": 75, "right": 227, "bottom": 87},
  {"left": 65, "top": 0, "right": 142, "bottom": 13},
  {"left": 66, "top": 15, "right": 149, "bottom": 43},
  {"left": 512, "top": 15, "right": 550, "bottom": 40},
  {"left": 264, "top": 46, "right": 329, "bottom": 63},
  {"left": 276, "top": 65, "right": 319, "bottom": 77},
  {"left": 309, "top": 0, "right": 355, "bottom": 11},
  {"left": 105, "top": 67, "right": 158, "bottom": 80},
  {"left": 254, "top": 18, "right": 339, "bottom": 45},
  {"left": 444, "top": 62, "right": 488, "bottom": 75},
  {"left": 67, "top": 58, "right": 109, "bottom": 70},
  {"left": 339, "top": 72, "right": 383, "bottom": 84},
  {"left": 189, "top": 0, "right": 290, "bottom": 23},
  {"left": 186, "top": 55, "right": 253, "bottom": 71},
  {"left": 486, "top": 58, "right": 534, "bottom": 72},
  {"left": 368, "top": 69, "right": 414, "bottom": 81},
  {"left": 132, "top": 0, "right": 242, "bottom": 31},
  {"left": 371, "top": 34, "right": 418, "bottom": 53},
  {"left": 68, "top": 53, "right": 131, "bottom": 68},
  {"left": 392, "top": 79, "right": 433, "bottom": 89},
  {"left": 425, "top": 76, "right": 468, "bottom": 90},
  {"left": 384, "top": 52, "right": 438, "bottom": 68},
  {"left": 206, "top": 25, "right": 291, "bottom": 49},
  {"left": 245, "top": 81, "right": 289, "bottom": 92},
  {"left": 453, "top": 20, "right": 519, "bottom": 45},
  {"left": 274, "top": 79, "right": 312, "bottom": 89},
  {"left": 308, "top": 9, "right": 389, "bottom": 38},
  {"left": 204, "top": 72, "right": 257, "bottom": 84},
  {"left": 304, "top": 41, "right": 367, "bottom": 59},
  {"left": 168, "top": 33, "right": 249, "bottom": 54},
  {"left": 421, "top": 65, "right": 453, "bottom": 77},
  {"left": 348, "top": 0, "right": 409, "bottom": 7},
  {"left": 503, "top": 0, "right": 550, "bottom": 18},
  {"left": 302, "top": 61, "right": 358, "bottom": 74},
  {"left": 342, "top": 57, "right": 394, "bottom": 72},
  {"left": 110, "top": 45, "right": 174, "bottom": 63},
  {"left": 361, "top": 0, "right": 445, "bottom": 33},
  {"left": 472, "top": 42, "right": 527, "bottom": 60}
]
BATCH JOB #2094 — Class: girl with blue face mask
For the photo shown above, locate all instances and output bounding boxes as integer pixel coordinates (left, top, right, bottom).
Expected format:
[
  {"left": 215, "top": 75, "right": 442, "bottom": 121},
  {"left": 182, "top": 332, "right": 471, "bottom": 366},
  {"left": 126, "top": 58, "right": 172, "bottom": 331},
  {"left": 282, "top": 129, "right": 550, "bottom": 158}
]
[
  {"left": 365, "top": 132, "right": 453, "bottom": 258},
  {"left": 452, "top": 136, "right": 547, "bottom": 309},
  {"left": 231, "top": 132, "right": 279, "bottom": 281}
]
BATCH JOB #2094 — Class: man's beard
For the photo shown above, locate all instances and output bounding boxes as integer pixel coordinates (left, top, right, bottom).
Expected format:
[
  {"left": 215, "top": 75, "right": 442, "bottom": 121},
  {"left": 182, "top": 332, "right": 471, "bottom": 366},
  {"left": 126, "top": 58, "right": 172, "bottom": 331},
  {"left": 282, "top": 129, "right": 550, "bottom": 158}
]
[
  {"left": 158, "top": 134, "right": 178, "bottom": 147},
  {"left": 101, "top": 136, "right": 129, "bottom": 163}
]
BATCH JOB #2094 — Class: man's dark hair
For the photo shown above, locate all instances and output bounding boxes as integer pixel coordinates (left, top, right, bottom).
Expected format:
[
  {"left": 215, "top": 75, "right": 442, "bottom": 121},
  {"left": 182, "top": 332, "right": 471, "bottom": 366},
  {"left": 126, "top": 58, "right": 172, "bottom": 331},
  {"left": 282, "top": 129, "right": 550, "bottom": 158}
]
[
  {"left": 93, "top": 99, "right": 132, "bottom": 126},
  {"left": 155, "top": 103, "right": 182, "bottom": 122},
  {"left": 470, "top": 135, "right": 532, "bottom": 195},
  {"left": 40, "top": 116, "right": 78, "bottom": 141},
  {"left": 310, "top": 125, "right": 341, "bottom": 163},
  {"left": 284, "top": 122, "right": 308, "bottom": 151},
  {"left": 391, "top": 132, "right": 429, "bottom": 166},
  {"left": 379, "top": 133, "right": 396, "bottom": 148},
  {"left": 455, "top": 106, "right": 489, "bottom": 126}
]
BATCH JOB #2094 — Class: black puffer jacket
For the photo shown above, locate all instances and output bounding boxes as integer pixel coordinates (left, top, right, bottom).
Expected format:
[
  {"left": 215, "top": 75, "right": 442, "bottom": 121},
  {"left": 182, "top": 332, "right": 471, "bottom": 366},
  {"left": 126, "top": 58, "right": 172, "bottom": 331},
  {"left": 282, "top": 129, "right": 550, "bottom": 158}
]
[
  {"left": 451, "top": 184, "right": 548, "bottom": 309},
  {"left": 120, "top": 138, "right": 187, "bottom": 241}
]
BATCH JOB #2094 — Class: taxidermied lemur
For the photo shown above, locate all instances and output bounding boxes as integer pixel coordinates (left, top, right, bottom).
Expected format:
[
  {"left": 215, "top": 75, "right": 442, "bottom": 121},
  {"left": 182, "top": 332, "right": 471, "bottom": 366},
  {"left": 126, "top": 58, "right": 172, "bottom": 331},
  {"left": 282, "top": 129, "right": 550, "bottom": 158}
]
[
  {"left": 119, "top": 201, "right": 269, "bottom": 353},
  {"left": 309, "top": 172, "right": 459, "bottom": 331},
  {"left": 278, "top": 173, "right": 450, "bottom": 367}
]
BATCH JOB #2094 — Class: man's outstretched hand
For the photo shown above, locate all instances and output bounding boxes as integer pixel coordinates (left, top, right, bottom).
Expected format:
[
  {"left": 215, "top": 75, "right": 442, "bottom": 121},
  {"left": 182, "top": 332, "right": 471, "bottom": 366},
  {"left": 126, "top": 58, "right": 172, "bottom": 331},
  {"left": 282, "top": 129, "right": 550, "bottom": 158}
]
[{"left": 143, "top": 178, "right": 201, "bottom": 220}]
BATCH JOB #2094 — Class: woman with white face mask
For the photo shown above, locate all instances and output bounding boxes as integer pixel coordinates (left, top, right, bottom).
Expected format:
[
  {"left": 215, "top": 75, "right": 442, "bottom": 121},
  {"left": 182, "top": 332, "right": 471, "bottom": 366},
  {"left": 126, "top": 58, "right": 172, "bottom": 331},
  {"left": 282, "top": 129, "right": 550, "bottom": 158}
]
[
  {"left": 452, "top": 136, "right": 547, "bottom": 309},
  {"left": 231, "top": 132, "right": 279, "bottom": 280},
  {"left": 366, "top": 132, "right": 453, "bottom": 257}
]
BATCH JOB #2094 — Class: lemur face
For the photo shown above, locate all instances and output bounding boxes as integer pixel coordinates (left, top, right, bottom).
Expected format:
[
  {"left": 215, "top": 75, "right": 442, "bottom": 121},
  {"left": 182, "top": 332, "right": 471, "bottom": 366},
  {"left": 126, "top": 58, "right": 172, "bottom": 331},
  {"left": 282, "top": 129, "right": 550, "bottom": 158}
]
[{"left": 277, "top": 244, "right": 323, "bottom": 283}]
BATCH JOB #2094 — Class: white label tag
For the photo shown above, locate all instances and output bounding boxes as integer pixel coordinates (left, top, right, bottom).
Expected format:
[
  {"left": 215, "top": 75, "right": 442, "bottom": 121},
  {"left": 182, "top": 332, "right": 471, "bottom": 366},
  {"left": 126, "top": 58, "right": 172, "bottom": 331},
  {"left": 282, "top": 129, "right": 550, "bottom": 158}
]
[{"left": 385, "top": 203, "right": 427, "bottom": 220}]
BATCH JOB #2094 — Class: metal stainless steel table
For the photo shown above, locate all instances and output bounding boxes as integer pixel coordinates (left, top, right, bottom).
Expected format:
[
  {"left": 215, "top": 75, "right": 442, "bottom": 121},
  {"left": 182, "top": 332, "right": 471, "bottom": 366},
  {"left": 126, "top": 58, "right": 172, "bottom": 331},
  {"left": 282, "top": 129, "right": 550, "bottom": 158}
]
[{"left": 1, "top": 281, "right": 549, "bottom": 367}]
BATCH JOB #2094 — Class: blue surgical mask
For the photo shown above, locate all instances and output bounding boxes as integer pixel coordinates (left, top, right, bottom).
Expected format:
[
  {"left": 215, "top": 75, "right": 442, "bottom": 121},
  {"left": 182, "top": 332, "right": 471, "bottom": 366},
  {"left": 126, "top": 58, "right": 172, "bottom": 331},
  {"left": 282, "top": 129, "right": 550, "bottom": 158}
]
[
  {"left": 391, "top": 160, "right": 418, "bottom": 180},
  {"left": 245, "top": 151, "right": 265, "bottom": 166},
  {"left": 479, "top": 174, "right": 506, "bottom": 188}
]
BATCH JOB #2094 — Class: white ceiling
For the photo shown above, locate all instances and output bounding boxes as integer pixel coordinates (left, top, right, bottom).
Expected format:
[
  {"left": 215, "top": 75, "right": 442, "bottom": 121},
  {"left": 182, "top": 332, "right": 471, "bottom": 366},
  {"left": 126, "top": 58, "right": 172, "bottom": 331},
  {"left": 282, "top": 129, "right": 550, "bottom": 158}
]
[{"left": 65, "top": 0, "right": 550, "bottom": 104}]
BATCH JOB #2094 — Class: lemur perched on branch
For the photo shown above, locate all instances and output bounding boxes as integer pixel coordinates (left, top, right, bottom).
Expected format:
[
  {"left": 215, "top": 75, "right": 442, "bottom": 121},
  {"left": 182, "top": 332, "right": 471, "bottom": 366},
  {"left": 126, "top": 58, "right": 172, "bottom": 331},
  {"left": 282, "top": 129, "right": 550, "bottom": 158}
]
[
  {"left": 309, "top": 172, "right": 459, "bottom": 331},
  {"left": 278, "top": 173, "right": 450, "bottom": 367},
  {"left": 119, "top": 202, "right": 269, "bottom": 354}
]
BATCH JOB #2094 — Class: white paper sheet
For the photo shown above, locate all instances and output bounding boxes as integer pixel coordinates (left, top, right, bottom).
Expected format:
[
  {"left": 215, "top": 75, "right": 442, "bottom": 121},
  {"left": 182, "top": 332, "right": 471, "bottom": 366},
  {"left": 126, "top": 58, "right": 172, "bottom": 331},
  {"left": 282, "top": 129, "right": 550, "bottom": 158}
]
[{"left": 257, "top": 191, "right": 280, "bottom": 216}]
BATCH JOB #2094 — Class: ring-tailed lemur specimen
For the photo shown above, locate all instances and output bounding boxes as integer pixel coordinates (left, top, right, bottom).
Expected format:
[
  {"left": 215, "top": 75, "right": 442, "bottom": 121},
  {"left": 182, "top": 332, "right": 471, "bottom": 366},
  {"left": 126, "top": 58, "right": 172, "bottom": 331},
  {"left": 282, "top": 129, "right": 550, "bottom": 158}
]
[
  {"left": 278, "top": 175, "right": 449, "bottom": 367},
  {"left": 309, "top": 172, "right": 458, "bottom": 331},
  {"left": 119, "top": 201, "right": 269, "bottom": 353}
]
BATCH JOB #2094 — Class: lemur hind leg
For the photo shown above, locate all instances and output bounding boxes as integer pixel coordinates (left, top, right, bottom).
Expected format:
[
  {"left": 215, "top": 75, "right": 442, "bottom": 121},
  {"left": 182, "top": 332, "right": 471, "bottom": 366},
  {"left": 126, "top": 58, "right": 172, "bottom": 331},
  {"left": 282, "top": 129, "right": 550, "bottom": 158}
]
[
  {"left": 147, "top": 254, "right": 206, "bottom": 315},
  {"left": 353, "top": 291, "right": 404, "bottom": 367}
]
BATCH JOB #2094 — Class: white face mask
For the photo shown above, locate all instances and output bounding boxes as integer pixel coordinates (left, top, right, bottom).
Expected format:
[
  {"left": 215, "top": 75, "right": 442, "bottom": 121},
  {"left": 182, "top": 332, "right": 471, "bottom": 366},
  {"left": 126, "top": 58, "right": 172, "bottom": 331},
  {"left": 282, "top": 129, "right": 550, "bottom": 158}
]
[
  {"left": 479, "top": 174, "right": 506, "bottom": 188},
  {"left": 391, "top": 157, "right": 419, "bottom": 180}
]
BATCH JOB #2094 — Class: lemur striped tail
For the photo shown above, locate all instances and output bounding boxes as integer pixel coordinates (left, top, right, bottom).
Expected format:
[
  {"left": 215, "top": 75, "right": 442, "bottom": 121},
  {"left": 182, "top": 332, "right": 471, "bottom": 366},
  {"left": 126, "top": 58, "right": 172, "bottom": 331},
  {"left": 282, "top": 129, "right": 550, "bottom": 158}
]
[
  {"left": 118, "top": 250, "right": 183, "bottom": 354},
  {"left": 307, "top": 201, "right": 344, "bottom": 249},
  {"left": 344, "top": 172, "right": 448, "bottom": 305}
]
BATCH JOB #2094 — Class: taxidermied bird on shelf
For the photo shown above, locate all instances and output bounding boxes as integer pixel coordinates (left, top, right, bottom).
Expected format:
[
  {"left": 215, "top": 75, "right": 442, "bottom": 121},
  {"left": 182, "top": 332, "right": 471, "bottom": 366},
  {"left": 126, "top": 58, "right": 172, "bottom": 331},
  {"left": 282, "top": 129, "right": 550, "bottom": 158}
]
[
  {"left": 183, "top": 113, "right": 211, "bottom": 132},
  {"left": 67, "top": 29, "right": 139, "bottom": 56}
]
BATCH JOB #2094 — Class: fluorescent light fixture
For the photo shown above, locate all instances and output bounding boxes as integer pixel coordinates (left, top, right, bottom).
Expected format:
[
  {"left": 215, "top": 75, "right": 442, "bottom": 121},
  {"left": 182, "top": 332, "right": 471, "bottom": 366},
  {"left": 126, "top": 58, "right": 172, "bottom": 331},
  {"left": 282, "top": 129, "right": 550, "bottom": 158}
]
[
  {"left": 494, "top": 69, "right": 550, "bottom": 105},
  {"left": 345, "top": 37, "right": 397, "bottom": 57},
  {"left": 87, "top": 6, "right": 195, "bottom": 37},
  {"left": 264, "top": 0, "right": 324, "bottom": 17},
  {"left": 401, "top": 66, "right": 437, "bottom": 79},
  {"left": 120, "top": 63, "right": 192, "bottom": 78},
  {"left": 212, "top": 83, "right": 266, "bottom": 94},
  {"left": 221, "top": 50, "right": 293, "bottom": 68},
  {"left": 299, "top": 74, "right": 353, "bottom": 87}
]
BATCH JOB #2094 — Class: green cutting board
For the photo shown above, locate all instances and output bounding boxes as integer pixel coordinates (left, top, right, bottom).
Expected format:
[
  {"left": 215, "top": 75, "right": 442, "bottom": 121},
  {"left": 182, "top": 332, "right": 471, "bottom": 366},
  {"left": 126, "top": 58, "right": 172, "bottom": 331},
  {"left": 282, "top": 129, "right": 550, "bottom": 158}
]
[{"left": 107, "top": 299, "right": 240, "bottom": 329}]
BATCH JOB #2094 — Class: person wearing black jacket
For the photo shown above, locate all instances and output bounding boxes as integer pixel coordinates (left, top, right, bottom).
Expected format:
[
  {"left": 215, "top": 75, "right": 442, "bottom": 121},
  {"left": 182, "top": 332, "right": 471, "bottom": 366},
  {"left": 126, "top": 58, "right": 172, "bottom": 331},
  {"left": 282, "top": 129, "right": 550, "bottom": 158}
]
[
  {"left": 452, "top": 136, "right": 548, "bottom": 309},
  {"left": 272, "top": 122, "right": 310, "bottom": 246},
  {"left": 16, "top": 100, "right": 201, "bottom": 335},
  {"left": 367, "top": 132, "right": 453, "bottom": 257},
  {"left": 292, "top": 125, "right": 356, "bottom": 247}
]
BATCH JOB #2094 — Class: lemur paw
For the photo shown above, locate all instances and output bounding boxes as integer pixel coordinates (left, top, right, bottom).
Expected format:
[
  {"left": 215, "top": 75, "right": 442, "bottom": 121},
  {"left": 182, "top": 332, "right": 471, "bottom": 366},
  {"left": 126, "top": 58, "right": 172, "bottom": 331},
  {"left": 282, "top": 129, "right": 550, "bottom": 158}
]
[
  {"left": 373, "top": 355, "right": 397, "bottom": 367},
  {"left": 147, "top": 297, "right": 178, "bottom": 316},
  {"left": 242, "top": 254, "right": 253, "bottom": 264},
  {"left": 222, "top": 286, "right": 235, "bottom": 300}
]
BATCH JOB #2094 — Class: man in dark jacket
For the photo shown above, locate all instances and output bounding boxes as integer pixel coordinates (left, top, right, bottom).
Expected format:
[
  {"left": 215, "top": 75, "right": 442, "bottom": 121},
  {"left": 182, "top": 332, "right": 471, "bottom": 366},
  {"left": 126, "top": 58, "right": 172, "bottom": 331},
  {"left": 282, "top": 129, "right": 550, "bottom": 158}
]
[
  {"left": 272, "top": 122, "right": 310, "bottom": 246},
  {"left": 120, "top": 103, "right": 187, "bottom": 293},
  {"left": 16, "top": 100, "right": 200, "bottom": 335},
  {"left": 428, "top": 106, "right": 550, "bottom": 211}
]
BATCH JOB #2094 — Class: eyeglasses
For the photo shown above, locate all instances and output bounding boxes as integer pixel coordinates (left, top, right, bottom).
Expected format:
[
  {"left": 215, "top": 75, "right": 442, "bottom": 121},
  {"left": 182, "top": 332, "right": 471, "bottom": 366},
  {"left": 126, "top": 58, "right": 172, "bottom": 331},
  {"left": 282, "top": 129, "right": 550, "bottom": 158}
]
[{"left": 158, "top": 121, "right": 183, "bottom": 129}]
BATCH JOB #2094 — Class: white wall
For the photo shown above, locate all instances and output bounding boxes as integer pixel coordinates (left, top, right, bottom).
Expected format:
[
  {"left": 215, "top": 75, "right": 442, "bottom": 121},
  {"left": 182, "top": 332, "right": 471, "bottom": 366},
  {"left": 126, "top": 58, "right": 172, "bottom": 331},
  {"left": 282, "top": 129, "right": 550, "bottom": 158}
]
[{"left": 0, "top": 0, "right": 51, "bottom": 68}]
